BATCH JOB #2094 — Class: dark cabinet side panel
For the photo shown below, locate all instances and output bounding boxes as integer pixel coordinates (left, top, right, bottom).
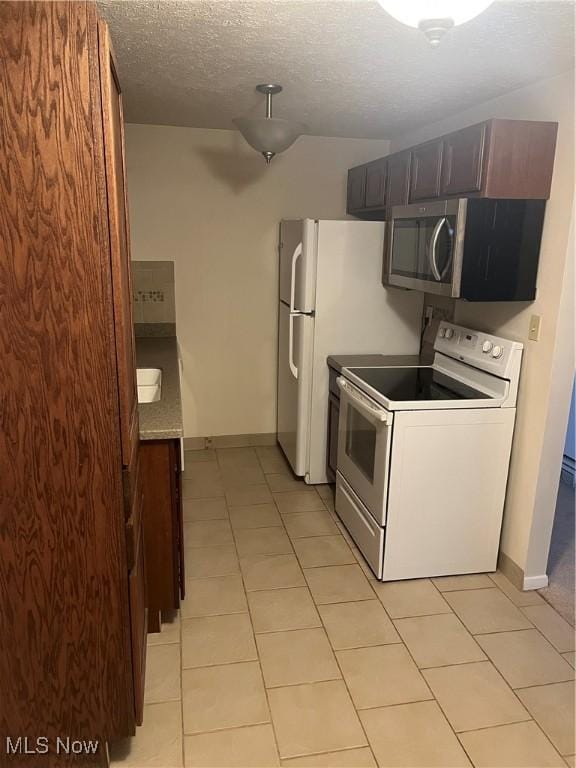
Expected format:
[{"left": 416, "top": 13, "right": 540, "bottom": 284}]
[
  {"left": 483, "top": 119, "right": 558, "bottom": 199},
  {"left": 460, "top": 199, "right": 546, "bottom": 301}
]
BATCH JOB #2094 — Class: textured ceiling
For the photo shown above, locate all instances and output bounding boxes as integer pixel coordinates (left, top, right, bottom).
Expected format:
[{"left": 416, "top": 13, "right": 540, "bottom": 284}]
[{"left": 98, "top": 0, "right": 574, "bottom": 139}]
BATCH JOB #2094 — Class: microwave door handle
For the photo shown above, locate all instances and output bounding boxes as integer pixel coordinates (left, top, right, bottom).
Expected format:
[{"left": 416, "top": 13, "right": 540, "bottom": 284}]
[
  {"left": 290, "top": 242, "right": 303, "bottom": 312},
  {"left": 441, "top": 220, "right": 454, "bottom": 280},
  {"left": 337, "top": 377, "right": 391, "bottom": 424},
  {"left": 429, "top": 217, "right": 445, "bottom": 281}
]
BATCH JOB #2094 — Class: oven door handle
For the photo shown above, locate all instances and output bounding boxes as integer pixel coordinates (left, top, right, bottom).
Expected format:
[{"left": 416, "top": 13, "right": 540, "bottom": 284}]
[{"left": 337, "top": 377, "right": 392, "bottom": 425}]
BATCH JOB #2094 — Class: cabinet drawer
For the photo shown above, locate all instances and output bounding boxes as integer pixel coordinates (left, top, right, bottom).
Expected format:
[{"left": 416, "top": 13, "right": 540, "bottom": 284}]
[
  {"left": 441, "top": 123, "right": 486, "bottom": 195},
  {"left": 335, "top": 474, "right": 384, "bottom": 579},
  {"left": 409, "top": 140, "right": 443, "bottom": 201}
]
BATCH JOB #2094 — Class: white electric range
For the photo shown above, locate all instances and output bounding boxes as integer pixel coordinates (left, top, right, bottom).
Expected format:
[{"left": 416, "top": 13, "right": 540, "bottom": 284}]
[{"left": 335, "top": 321, "right": 523, "bottom": 581}]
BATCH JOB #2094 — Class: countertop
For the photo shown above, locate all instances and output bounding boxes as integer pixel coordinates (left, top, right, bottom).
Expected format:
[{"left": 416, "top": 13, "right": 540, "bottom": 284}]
[
  {"left": 135, "top": 337, "right": 183, "bottom": 441},
  {"left": 327, "top": 354, "right": 424, "bottom": 373}
]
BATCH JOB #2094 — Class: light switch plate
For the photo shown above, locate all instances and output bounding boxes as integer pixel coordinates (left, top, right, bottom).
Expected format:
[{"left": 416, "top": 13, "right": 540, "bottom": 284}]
[{"left": 529, "top": 314, "right": 542, "bottom": 341}]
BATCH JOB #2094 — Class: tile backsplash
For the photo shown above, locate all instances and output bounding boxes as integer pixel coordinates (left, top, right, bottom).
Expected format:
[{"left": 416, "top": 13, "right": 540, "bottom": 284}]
[{"left": 132, "top": 261, "right": 175, "bottom": 324}]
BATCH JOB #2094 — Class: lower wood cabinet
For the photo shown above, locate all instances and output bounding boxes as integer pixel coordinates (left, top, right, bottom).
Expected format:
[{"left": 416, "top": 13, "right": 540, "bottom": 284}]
[{"left": 141, "top": 440, "right": 185, "bottom": 633}]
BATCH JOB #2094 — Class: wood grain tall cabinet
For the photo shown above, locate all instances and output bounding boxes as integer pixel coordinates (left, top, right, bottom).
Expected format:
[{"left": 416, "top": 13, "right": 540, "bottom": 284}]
[{"left": 0, "top": 2, "right": 144, "bottom": 764}]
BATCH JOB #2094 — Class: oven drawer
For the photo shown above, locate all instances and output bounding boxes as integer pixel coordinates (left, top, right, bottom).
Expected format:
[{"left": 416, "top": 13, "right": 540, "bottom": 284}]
[{"left": 336, "top": 473, "right": 384, "bottom": 580}]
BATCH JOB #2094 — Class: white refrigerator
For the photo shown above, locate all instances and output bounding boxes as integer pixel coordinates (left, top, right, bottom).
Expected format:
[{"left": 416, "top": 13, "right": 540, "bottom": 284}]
[{"left": 277, "top": 219, "right": 424, "bottom": 484}]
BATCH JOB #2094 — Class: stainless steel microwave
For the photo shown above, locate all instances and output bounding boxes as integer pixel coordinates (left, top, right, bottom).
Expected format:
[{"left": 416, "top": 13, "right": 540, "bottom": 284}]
[{"left": 384, "top": 198, "right": 546, "bottom": 301}]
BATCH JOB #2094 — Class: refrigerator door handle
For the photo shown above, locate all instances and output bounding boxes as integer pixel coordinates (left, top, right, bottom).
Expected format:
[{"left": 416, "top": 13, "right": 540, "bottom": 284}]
[
  {"left": 289, "top": 313, "right": 298, "bottom": 379},
  {"left": 290, "top": 242, "right": 303, "bottom": 312}
]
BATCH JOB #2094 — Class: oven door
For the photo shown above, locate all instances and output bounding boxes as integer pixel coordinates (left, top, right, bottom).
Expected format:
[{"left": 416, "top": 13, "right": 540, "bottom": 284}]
[
  {"left": 385, "top": 199, "right": 466, "bottom": 298},
  {"left": 337, "top": 377, "right": 393, "bottom": 526}
]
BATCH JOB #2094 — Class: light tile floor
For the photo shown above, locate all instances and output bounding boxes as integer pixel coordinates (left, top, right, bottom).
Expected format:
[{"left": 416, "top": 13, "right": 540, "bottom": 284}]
[{"left": 111, "top": 445, "right": 575, "bottom": 768}]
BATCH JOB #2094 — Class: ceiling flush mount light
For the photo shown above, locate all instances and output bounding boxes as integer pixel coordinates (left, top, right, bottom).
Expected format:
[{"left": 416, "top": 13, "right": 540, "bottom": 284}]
[
  {"left": 376, "top": 0, "right": 495, "bottom": 46},
  {"left": 234, "top": 84, "right": 306, "bottom": 164}
]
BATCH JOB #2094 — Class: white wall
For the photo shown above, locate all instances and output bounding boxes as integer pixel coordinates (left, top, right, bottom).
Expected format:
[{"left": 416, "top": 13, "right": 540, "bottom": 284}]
[
  {"left": 390, "top": 71, "right": 575, "bottom": 583},
  {"left": 125, "top": 125, "right": 390, "bottom": 438}
]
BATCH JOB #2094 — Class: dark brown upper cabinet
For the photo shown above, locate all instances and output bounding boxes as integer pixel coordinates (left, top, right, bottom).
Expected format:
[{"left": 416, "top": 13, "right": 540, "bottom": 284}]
[
  {"left": 385, "top": 151, "right": 411, "bottom": 215},
  {"left": 346, "top": 164, "right": 367, "bottom": 213},
  {"left": 441, "top": 123, "right": 486, "bottom": 196},
  {"left": 365, "top": 158, "right": 388, "bottom": 209},
  {"left": 409, "top": 139, "right": 443, "bottom": 201},
  {"left": 346, "top": 119, "right": 557, "bottom": 219}
]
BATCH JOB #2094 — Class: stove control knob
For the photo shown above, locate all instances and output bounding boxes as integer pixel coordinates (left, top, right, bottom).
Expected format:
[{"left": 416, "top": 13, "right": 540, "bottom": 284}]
[
  {"left": 482, "top": 340, "right": 493, "bottom": 353},
  {"left": 445, "top": 328, "right": 454, "bottom": 339},
  {"left": 492, "top": 345, "right": 504, "bottom": 359},
  {"left": 439, "top": 328, "right": 446, "bottom": 338}
]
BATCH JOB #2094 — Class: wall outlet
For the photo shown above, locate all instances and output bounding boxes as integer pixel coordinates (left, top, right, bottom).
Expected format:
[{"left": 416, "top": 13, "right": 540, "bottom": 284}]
[
  {"left": 425, "top": 305, "right": 435, "bottom": 323},
  {"left": 528, "top": 314, "right": 542, "bottom": 341}
]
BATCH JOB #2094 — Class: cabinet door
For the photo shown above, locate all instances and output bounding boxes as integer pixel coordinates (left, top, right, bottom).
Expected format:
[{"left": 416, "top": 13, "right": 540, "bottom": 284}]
[
  {"left": 347, "top": 165, "right": 367, "bottom": 213},
  {"left": 125, "top": 450, "right": 146, "bottom": 723},
  {"left": 385, "top": 152, "right": 411, "bottom": 215},
  {"left": 141, "top": 440, "right": 184, "bottom": 634},
  {"left": 98, "top": 21, "right": 139, "bottom": 467},
  {"left": 409, "top": 140, "right": 443, "bottom": 201},
  {"left": 129, "top": 512, "right": 147, "bottom": 727},
  {"left": 365, "top": 158, "right": 387, "bottom": 209},
  {"left": 441, "top": 123, "right": 486, "bottom": 196}
]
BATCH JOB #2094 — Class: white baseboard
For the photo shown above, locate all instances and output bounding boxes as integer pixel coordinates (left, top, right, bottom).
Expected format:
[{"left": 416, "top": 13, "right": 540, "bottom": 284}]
[{"left": 523, "top": 574, "right": 549, "bottom": 590}]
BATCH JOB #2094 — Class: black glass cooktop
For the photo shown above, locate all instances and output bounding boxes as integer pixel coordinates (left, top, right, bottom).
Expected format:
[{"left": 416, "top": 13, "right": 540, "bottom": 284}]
[{"left": 348, "top": 367, "right": 491, "bottom": 402}]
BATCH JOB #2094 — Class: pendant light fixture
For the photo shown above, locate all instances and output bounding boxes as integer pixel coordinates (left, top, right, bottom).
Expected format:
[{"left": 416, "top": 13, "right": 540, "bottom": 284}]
[
  {"left": 376, "top": 0, "right": 495, "bottom": 46},
  {"left": 234, "top": 84, "right": 306, "bottom": 164}
]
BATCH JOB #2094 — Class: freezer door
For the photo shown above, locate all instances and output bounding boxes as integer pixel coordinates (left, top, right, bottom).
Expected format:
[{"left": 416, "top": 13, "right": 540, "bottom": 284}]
[
  {"left": 279, "top": 219, "right": 317, "bottom": 312},
  {"left": 277, "top": 302, "right": 314, "bottom": 476}
]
